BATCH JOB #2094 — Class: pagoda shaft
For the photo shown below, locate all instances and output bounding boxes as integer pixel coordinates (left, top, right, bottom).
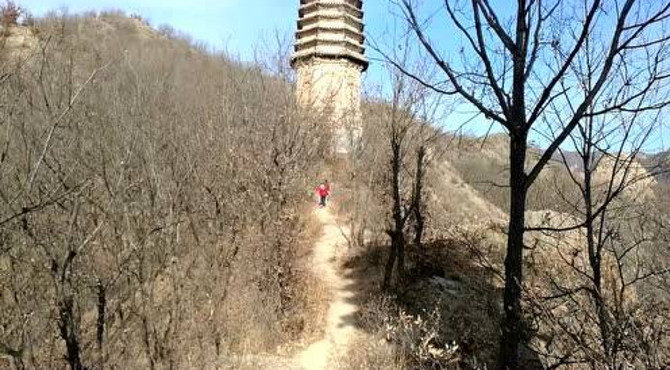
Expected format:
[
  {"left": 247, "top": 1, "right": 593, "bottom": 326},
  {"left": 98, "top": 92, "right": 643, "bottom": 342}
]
[{"left": 291, "top": 0, "right": 367, "bottom": 153}]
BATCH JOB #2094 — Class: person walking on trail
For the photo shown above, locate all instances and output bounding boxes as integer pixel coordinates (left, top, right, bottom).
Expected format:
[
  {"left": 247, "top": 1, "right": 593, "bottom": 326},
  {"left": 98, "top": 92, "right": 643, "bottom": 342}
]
[{"left": 316, "top": 180, "right": 330, "bottom": 208}]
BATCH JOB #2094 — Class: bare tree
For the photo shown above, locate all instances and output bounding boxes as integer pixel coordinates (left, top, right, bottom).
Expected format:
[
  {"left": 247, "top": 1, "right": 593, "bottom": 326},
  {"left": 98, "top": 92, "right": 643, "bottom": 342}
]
[
  {"left": 374, "top": 69, "right": 420, "bottom": 290},
  {"left": 524, "top": 65, "right": 670, "bottom": 367},
  {"left": 392, "top": 0, "right": 670, "bottom": 366},
  {"left": 409, "top": 102, "right": 445, "bottom": 250},
  {"left": 363, "top": 59, "right": 444, "bottom": 290}
]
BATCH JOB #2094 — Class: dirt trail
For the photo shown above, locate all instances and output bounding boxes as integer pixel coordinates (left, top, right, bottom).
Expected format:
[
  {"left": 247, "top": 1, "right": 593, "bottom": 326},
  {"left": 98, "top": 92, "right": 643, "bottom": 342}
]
[
  {"left": 296, "top": 206, "right": 359, "bottom": 370},
  {"left": 223, "top": 206, "right": 358, "bottom": 370}
]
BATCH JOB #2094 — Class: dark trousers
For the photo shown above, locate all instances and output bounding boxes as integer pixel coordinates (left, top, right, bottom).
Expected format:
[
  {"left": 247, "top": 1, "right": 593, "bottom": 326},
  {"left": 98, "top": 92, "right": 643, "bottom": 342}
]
[{"left": 319, "top": 195, "right": 327, "bottom": 207}]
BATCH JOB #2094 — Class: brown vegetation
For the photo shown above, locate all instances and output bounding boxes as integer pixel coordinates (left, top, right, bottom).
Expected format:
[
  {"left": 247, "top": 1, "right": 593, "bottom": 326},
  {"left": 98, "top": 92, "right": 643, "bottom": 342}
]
[
  {"left": 0, "top": 12, "right": 329, "bottom": 369},
  {"left": 0, "top": 1, "right": 21, "bottom": 29}
]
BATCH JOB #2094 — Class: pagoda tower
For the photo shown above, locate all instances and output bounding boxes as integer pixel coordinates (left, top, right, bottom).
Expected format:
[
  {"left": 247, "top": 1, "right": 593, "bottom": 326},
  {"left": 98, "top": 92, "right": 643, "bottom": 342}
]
[{"left": 291, "top": 0, "right": 368, "bottom": 153}]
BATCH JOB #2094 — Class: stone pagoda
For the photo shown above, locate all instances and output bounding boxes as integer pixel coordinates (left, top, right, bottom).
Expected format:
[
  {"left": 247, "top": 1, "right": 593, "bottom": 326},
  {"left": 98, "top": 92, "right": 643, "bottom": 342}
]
[{"left": 291, "top": 0, "right": 368, "bottom": 153}]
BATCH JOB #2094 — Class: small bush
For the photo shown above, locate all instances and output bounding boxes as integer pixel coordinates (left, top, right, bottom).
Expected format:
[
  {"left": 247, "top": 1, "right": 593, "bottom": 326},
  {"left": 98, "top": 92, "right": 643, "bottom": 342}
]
[
  {"left": 1, "top": 1, "right": 21, "bottom": 28},
  {"left": 158, "top": 23, "right": 176, "bottom": 38},
  {"left": 20, "top": 11, "right": 34, "bottom": 28},
  {"left": 352, "top": 295, "right": 466, "bottom": 369},
  {"left": 130, "top": 13, "right": 149, "bottom": 26},
  {"left": 386, "top": 308, "right": 461, "bottom": 368}
]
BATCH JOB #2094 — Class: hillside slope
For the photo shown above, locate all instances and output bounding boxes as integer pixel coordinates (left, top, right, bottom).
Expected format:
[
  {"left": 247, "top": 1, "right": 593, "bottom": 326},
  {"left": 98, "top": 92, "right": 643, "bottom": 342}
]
[{"left": 0, "top": 12, "right": 330, "bottom": 370}]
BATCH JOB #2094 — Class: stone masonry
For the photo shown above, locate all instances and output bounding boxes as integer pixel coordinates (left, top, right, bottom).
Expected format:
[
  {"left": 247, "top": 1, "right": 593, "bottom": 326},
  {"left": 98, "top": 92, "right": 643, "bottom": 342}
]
[{"left": 291, "top": 0, "right": 368, "bottom": 153}]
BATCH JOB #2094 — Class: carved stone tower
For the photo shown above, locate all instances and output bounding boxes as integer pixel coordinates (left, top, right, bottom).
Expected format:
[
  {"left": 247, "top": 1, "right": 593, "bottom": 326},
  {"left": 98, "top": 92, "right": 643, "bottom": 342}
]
[{"left": 291, "top": 0, "right": 368, "bottom": 153}]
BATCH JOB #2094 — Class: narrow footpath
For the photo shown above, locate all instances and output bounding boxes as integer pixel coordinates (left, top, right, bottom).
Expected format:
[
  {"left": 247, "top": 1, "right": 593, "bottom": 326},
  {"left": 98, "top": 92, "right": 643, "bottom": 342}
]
[
  {"left": 296, "top": 206, "right": 359, "bottom": 370},
  {"left": 226, "top": 206, "right": 359, "bottom": 370}
]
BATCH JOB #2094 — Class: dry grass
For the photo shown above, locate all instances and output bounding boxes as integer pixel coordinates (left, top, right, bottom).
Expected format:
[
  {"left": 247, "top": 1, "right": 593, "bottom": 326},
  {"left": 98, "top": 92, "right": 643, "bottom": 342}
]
[{"left": 337, "top": 335, "right": 403, "bottom": 370}]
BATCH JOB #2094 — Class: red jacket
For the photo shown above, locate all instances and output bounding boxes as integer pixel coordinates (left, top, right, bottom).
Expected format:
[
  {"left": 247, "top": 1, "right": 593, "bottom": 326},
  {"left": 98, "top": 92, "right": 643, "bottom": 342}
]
[{"left": 316, "top": 184, "right": 329, "bottom": 197}]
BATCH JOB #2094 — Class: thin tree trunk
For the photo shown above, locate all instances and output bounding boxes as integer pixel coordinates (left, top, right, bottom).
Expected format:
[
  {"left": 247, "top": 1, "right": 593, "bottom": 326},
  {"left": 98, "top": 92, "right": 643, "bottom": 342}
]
[
  {"left": 96, "top": 280, "right": 106, "bottom": 370},
  {"left": 356, "top": 218, "right": 366, "bottom": 248},
  {"left": 499, "top": 134, "right": 527, "bottom": 369},
  {"left": 412, "top": 146, "right": 426, "bottom": 248},
  {"left": 592, "top": 246, "right": 612, "bottom": 362},
  {"left": 396, "top": 232, "right": 405, "bottom": 283},
  {"left": 392, "top": 143, "right": 405, "bottom": 284},
  {"left": 58, "top": 295, "right": 83, "bottom": 370},
  {"left": 383, "top": 234, "right": 398, "bottom": 290},
  {"left": 383, "top": 141, "right": 406, "bottom": 290},
  {"left": 582, "top": 143, "right": 612, "bottom": 363}
]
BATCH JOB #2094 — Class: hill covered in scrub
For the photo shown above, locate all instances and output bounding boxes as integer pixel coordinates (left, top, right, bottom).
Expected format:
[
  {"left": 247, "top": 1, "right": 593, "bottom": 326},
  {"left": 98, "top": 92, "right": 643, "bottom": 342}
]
[
  {"left": 0, "top": 11, "right": 331, "bottom": 369},
  {"left": 446, "top": 134, "right": 660, "bottom": 213}
]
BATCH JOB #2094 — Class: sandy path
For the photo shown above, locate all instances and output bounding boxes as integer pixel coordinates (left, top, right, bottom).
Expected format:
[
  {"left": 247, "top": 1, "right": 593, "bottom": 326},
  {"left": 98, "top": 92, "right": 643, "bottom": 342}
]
[
  {"left": 221, "top": 206, "right": 359, "bottom": 370},
  {"left": 297, "top": 206, "right": 359, "bottom": 370}
]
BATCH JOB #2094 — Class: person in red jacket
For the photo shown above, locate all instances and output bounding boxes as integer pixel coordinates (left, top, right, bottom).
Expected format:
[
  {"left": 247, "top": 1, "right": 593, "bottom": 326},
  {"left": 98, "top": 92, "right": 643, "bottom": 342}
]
[{"left": 316, "top": 180, "right": 331, "bottom": 207}]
